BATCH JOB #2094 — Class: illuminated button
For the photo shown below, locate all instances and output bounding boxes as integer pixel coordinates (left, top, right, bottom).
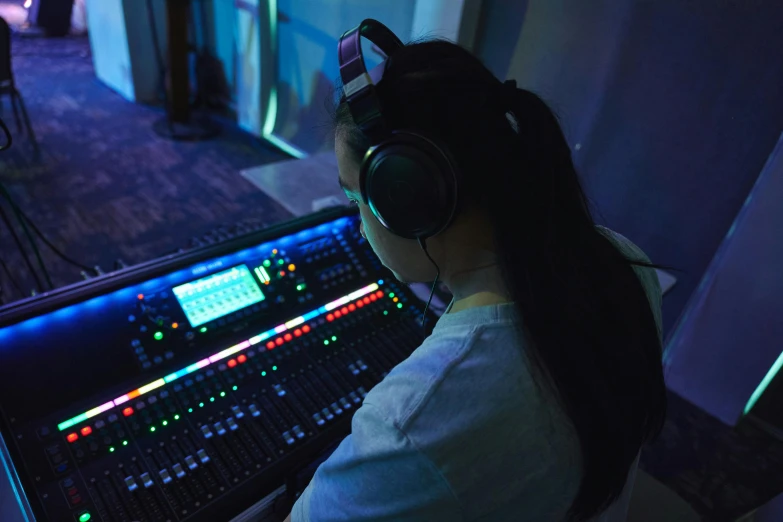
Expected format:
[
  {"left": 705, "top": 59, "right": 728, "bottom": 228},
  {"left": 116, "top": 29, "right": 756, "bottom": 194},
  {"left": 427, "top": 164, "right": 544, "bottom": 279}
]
[
  {"left": 200, "top": 425, "right": 213, "bottom": 439},
  {"left": 213, "top": 422, "right": 226, "bottom": 436},
  {"left": 326, "top": 314, "right": 334, "bottom": 322},
  {"left": 376, "top": 290, "right": 384, "bottom": 298},
  {"left": 237, "top": 354, "right": 247, "bottom": 364},
  {"left": 80, "top": 426, "right": 92, "bottom": 437},
  {"left": 370, "top": 294, "right": 377, "bottom": 302},
  {"left": 356, "top": 300, "right": 364, "bottom": 308},
  {"left": 340, "top": 397, "right": 352, "bottom": 410},
  {"left": 172, "top": 322, "right": 178, "bottom": 329},
  {"left": 357, "top": 360, "right": 368, "bottom": 371},
  {"left": 288, "top": 264, "right": 296, "bottom": 271},
  {"left": 275, "top": 338, "right": 284, "bottom": 346},
  {"left": 334, "top": 311, "right": 342, "bottom": 319},
  {"left": 154, "top": 332, "right": 163, "bottom": 341},
  {"left": 321, "top": 408, "right": 334, "bottom": 421},
  {"left": 273, "top": 384, "right": 286, "bottom": 397},
  {"left": 302, "top": 325, "right": 311, "bottom": 333},
  {"left": 124, "top": 476, "right": 138, "bottom": 492},
  {"left": 283, "top": 333, "right": 292, "bottom": 342},
  {"left": 363, "top": 297, "right": 370, "bottom": 305},
  {"left": 172, "top": 463, "right": 186, "bottom": 478},
  {"left": 348, "top": 304, "right": 356, "bottom": 312},
  {"left": 331, "top": 403, "right": 343, "bottom": 415},
  {"left": 227, "top": 359, "right": 237, "bottom": 368},
  {"left": 340, "top": 307, "right": 348, "bottom": 315},
  {"left": 358, "top": 386, "right": 368, "bottom": 398},
  {"left": 263, "top": 259, "right": 271, "bottom": 267},
  {"left": 231, "top": 405, "right": 244, "bottom": 418},
  {"left": 78, "top": 512, "right": 91, "bottom": 522},
  {"left": 185, "top": 455, "right": 198, "bottom": 470},
  {"left": 349, "top": 391, "right": 361, "bottom": 404},
  {"left": 292, "top": 425, "right": 305, "bottom": 439},
  {"left": 266, "top": 341, "right": 275, "bottom": 350},
  {"left": 159, "top": 469, "right": 172, "bottom": 484},
  {"left": 197, "top": 449, "right": 210, "bottom": 463},
  {"left": 312, "top": 413, "right": 325, "bottom": 426},
  {"left": 140, "top": 472, "right": 153, "bottom": 488},
  {"left": 248, "top": 404, "right": 260, "bottom": 417},
  {"left": 294, "top": 329, "right": 302, "bottom": 337},
  {"left": 66, "top": 433, "right": 79, "bottom": 443},
  {"left": 282, "top": 431, "right": 295, "bottom": 445},
  {"left": 226, "top": 417, "right": 238, "bottom": 431},
  {"left": 138, "top": 294, "right": 144, "bottom": 300}
]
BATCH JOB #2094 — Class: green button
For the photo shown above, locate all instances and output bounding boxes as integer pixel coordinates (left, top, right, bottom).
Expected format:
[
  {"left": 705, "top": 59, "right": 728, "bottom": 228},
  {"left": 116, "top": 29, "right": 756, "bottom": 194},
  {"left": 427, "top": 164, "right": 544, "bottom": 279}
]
[
  {"left": 79, "top": 512, "right": 92, "bottom": 522},
  {"left": 263, "top": 260, "right": 271, "bottom": 267},
  {"left": 154, "top": 331, "right": 163, "bottom": 340}
]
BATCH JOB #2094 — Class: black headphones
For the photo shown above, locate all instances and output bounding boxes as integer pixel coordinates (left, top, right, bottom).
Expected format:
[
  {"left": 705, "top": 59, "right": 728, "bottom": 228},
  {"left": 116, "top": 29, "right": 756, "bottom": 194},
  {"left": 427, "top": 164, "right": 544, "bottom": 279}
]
[{"left": 338, "top": 19, "right": 460, "bottom": 241}]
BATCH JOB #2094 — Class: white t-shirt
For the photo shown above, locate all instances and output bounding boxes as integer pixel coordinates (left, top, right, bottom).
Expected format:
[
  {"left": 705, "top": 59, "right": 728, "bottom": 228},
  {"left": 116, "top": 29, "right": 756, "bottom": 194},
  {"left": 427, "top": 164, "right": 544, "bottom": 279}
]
[{"left": 292, "top": 229, "right": 662, "bottom": 521}]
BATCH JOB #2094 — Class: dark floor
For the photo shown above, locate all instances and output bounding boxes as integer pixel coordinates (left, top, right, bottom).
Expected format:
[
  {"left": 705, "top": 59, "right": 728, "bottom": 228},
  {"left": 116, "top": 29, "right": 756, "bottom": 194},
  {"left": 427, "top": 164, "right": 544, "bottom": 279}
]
[
  {"left": 0, "top": 29, "right": 782, "bottom": 522},
  {"left": 0, "top": 33, "right": 291, "bottom": 301}
]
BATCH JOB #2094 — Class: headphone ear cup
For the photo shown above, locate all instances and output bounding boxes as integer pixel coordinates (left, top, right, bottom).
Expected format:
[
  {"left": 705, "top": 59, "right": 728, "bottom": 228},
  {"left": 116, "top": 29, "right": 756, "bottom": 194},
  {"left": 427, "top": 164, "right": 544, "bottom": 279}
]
[{"left": 361, "top": 132, "right": 458, "bottom": 240}]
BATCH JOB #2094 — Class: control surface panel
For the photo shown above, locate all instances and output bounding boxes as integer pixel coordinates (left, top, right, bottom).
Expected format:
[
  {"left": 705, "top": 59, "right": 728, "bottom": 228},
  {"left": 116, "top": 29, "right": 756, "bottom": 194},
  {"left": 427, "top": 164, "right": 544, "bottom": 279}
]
[{"left": 0, "top": 207, "right": 433, "bottom": 522}]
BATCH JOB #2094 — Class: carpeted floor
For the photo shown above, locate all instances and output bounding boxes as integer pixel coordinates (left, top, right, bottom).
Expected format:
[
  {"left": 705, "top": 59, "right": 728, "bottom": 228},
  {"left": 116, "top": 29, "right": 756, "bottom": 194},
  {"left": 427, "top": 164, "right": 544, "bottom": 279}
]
[
  {"left": 1, "top": 26, "right": 782, "bottom": 522},
  {"left": 0, "top": 32, "right": 291, "bottom": 301}
]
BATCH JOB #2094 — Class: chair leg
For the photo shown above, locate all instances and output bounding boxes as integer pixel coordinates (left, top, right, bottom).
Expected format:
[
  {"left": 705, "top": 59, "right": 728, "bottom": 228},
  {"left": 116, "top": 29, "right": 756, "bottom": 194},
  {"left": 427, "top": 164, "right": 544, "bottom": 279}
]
[
  {"left": 13, "top": 92, "right": 40, "bottom": 158},
  {"left": 10, "top": 93, "right": 23, "bottom": 134}
]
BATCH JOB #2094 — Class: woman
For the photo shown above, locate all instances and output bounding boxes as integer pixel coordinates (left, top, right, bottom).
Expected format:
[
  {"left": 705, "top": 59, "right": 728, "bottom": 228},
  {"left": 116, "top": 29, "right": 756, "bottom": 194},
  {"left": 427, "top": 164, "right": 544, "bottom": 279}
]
[{"left": 287, "top": 23, "right": 666, "bottom": 522}]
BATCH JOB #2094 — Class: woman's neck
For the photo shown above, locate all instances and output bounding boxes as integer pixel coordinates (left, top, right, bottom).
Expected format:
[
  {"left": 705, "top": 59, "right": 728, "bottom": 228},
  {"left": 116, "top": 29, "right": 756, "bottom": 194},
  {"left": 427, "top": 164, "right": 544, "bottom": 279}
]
[{"left": 444, "top": 261, "right": 512, "bottom": 314}]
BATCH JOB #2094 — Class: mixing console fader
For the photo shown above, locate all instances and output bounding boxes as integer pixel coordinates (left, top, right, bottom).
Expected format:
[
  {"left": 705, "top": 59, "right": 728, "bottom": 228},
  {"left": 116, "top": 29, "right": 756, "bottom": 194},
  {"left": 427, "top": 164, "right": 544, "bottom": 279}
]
[{"left": 0, "top": 206, "right": 436, "bottom": 522}]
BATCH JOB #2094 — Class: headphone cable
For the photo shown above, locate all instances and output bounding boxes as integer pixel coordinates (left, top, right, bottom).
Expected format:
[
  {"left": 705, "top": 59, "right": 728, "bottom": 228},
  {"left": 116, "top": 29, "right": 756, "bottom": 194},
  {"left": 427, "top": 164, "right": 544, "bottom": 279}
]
[{"left": 416, "top": 237, "right": 440, "bottom": 336}]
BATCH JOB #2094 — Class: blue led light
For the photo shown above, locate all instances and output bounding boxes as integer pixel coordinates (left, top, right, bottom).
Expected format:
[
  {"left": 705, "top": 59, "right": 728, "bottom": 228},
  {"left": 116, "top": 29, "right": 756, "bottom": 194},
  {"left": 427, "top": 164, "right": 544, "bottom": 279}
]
[{"left": 0, "top": 215, "right": 360, "bottom": 342}]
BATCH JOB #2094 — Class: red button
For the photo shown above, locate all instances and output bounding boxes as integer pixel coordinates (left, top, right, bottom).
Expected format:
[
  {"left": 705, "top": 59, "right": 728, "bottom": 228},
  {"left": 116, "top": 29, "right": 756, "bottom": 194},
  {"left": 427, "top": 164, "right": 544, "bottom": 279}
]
[
  {"left": 237, "top": 354, "right": 247, "bottom": 364},
  {"left": 376, "top": 290, "right": 384, "bottom": 298},
  {"left": 356, "top": 300, "right": 364, "bottom": 308},
  {"left": 80, "top": 426, "right": 92, "bottom": 437},
  {"left": 275, "top": 338, "right": 284, "bottom": 346},
  {"left": 340, "top": 307, "right": 348, "bottom": 315},
  {"left": 326, "top": 314, "right": 334, "bottom": 322},
  {"left": 283, "top": 333, "right": 292, "bottom": 342},
  {"left": 302, "top": 325, "right": 311, "bottom": 333},
  {"left": 66, "top": 433, "right": 78, "bottom": 443},
  {"left": 122, "top": 407, "right": 134, "bottom": 417},
  {"left": 363, "top": 297, "right": 370, "bottom": 305},
  {"left": 227, "top": 359, "right": 237, "bottom": 368},
  {"left": 334, "top": 311, "right": 342, "bottom": 318},
  {"left": 348, "top": 304, "right": 356, "bottom": 312},
  {"left": 370, "top": 294, "right": 377, "bottom": 302},
  {"left": 294, "top": 329, "right": 302, "bottom": 337},
  {"left": 266, "top": 341, "right": 275, "bottom": 350}
]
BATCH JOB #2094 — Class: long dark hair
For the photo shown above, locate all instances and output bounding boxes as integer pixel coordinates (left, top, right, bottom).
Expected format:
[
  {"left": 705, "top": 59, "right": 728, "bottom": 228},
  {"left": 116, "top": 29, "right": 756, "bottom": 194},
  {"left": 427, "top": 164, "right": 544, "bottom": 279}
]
[{"left": 332, "top": 39, "right": 667, "bottom": 520}]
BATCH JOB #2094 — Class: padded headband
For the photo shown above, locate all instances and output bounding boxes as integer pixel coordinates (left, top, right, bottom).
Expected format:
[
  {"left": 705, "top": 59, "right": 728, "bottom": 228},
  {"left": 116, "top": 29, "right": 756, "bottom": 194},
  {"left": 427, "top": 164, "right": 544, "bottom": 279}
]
[{"left": 338, "top": 19, "right": 404, "bottom": 141}]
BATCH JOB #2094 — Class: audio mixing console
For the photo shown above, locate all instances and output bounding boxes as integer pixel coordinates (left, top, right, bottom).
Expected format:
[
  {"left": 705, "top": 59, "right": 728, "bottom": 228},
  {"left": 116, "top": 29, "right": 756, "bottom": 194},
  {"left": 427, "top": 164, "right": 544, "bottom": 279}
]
[{"left": 0, "top": 206, "right": 436, "bottom": 522}]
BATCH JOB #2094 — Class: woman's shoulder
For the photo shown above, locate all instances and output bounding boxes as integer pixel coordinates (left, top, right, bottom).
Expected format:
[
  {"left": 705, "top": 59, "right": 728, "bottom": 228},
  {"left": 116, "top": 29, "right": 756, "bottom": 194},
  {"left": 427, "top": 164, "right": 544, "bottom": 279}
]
[{"left": 595, "top": 225, "right": 663, "bottom": 340}]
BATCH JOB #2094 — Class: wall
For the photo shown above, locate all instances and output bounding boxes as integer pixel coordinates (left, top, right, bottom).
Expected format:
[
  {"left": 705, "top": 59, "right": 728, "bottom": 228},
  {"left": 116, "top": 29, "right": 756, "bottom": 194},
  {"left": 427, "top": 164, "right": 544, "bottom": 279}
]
[
  {"left": 85, "top": 0, "right": 135, "bottom": 101},
  {"left": 497, "top": 0, "right": 783, "bottom": 340},
  {"left": 665, "top": 133, "right": 783, "bottom": 425}
]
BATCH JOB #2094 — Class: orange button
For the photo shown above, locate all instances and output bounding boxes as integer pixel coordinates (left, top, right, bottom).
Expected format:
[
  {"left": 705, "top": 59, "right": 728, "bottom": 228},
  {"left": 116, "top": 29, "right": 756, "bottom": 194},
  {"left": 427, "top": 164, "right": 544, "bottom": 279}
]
[
  {"left": 80, "top": 426, "right": 92, "bottom": 437},
  {"left": 237, "top": 354, "right": 247, "bottom": 364},
  {"left": 66, "top": 433, "right": 78, "bottom": 443}
]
